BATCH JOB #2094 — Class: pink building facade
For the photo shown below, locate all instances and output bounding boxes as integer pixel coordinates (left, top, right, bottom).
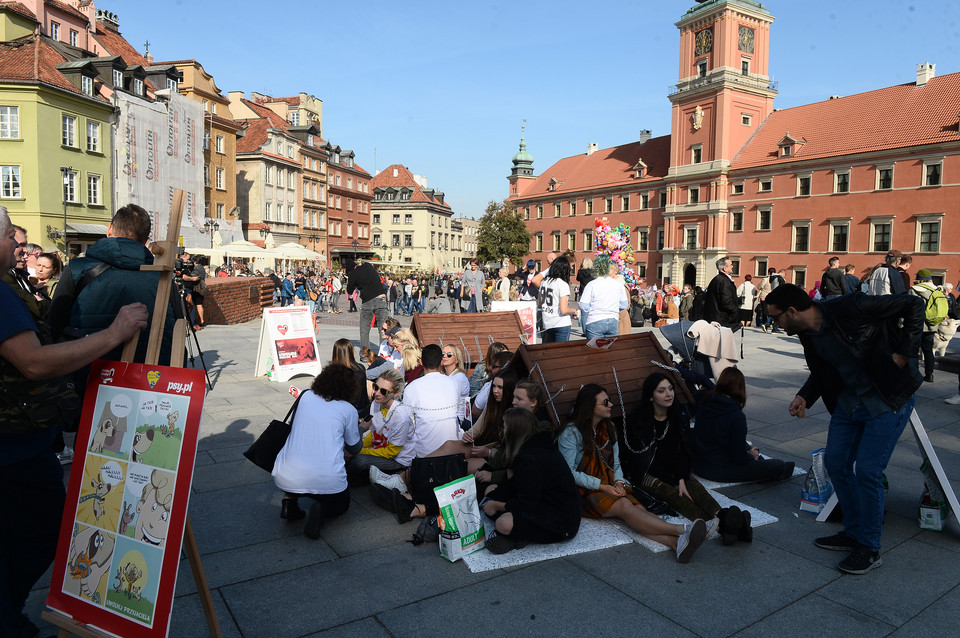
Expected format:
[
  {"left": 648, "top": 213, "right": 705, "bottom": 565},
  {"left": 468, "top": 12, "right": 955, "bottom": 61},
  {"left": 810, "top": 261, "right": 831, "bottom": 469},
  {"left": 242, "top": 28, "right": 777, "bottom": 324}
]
[{"left": 510, "top": 0, "right": 960, "bottom": 289}]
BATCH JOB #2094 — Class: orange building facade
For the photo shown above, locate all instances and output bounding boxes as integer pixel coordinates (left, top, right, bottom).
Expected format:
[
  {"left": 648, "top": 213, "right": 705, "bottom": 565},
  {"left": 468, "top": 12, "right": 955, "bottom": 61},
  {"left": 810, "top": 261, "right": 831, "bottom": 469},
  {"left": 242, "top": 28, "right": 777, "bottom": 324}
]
[{"left": 510, "top": 0, "right": 960, "bottom": 289}]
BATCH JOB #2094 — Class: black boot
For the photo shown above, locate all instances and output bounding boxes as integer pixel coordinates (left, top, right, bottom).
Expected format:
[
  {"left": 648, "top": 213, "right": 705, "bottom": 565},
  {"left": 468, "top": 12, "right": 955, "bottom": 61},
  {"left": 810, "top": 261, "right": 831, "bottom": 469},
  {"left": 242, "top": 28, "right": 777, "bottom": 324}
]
[
  {"left": 738, "top": 509, "right": 753, "bottom": 543},
  {"left": 719, "top": 506, "right": 742, "bottom": 546},
  {"left": 281, "top": 497, "right": 305, "bottom": 521},
  {"left": 304, "top": 502, "right": 324, "bottom": 539}
]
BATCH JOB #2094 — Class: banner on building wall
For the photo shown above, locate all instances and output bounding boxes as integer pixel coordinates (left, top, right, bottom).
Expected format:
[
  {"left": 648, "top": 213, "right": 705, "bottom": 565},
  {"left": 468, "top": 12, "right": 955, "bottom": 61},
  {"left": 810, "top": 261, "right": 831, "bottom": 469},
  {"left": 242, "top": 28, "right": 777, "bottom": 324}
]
[
  {"left": 113, "top": 91, "right": 243, "bottom": 246},
  {"left": 254, "top": 306, "right": 322, "bottom": 382},
  {"left": 490, "top": 300, "right": 538, "bottom": 344},
  {"left": 46, "top": 360, "right": 206, "bottom": 638}
]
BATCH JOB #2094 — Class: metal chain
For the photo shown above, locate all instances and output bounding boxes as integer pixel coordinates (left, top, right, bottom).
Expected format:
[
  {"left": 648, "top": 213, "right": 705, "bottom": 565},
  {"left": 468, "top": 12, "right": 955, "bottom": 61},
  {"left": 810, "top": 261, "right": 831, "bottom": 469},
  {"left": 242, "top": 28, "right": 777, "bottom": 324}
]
[{"left": 530, "top": 362, "right": 564, "bottom": 428}]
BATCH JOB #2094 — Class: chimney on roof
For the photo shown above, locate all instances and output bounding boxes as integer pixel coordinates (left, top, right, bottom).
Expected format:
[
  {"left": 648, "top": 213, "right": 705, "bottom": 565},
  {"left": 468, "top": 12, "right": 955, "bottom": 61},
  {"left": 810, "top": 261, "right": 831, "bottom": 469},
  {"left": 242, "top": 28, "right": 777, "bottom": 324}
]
[
  {"left": 917, "top": 62, "right": 935, "bottom": 86},
  {"left": 587, "top": 142, "right": 598, "bottom": 156},
  {"left": 96, "top": 10, "right": 119, "bottom": 28},
  {"left": 392, "top": 168, "right": 398, "bottom": 178},
  {"left": 638, "top": 129, "right": 652, "bottom": 144}
]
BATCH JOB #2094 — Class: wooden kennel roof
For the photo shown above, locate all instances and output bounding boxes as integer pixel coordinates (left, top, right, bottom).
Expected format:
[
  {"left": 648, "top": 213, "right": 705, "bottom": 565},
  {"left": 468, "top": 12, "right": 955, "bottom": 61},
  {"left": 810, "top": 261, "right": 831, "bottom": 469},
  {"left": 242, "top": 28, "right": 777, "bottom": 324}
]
[{"left": 410, "top": 311, "right": 527, "bottom": 367}]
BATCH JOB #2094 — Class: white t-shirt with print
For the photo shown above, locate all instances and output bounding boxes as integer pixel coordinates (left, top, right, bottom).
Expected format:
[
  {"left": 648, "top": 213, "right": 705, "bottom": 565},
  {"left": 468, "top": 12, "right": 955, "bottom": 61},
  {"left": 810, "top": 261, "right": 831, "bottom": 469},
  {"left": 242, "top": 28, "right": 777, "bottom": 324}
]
[{"left": 540, "top": 277, "right": 572, "bottom": 330}]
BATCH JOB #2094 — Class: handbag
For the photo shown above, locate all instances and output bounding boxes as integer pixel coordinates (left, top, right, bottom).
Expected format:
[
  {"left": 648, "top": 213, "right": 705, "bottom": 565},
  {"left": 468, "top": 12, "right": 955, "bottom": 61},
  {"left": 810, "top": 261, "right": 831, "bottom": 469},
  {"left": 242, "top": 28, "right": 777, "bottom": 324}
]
[
  {"left": 243, "top": 394, "right": 303, "bottom": 472},
  {"left": 409, "top": 453, "right": 468, "bottom": 516}
]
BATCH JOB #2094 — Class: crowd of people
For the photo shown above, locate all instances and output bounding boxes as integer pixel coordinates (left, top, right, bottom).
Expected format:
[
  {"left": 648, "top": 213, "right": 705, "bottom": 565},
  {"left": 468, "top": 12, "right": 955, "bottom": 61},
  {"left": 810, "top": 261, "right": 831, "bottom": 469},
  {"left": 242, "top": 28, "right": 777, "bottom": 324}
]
[{"left": 3, "top": 199, "right": 956, "bottom": 633}]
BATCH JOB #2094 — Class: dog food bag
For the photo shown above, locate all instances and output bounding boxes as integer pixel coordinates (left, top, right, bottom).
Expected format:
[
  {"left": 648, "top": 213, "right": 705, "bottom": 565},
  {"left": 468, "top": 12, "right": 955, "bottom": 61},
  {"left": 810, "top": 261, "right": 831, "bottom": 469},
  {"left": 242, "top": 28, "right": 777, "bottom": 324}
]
[
  {"left": 918, "top": 459, "right": 952, "bottom": 531},
  {"left": 800, "top": 448, "right": 833, "bottom": 513},
  {"left": 434, "top": 475, "right": 485, "bottom": 561}
]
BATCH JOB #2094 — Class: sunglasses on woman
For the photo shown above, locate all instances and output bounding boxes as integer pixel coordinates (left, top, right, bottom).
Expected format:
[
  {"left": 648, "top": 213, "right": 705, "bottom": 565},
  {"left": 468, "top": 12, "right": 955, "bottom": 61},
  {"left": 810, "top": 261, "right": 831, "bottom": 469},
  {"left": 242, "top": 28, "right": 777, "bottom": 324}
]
[
  {"left": 598, "top": 398, "right": 613, "bottom": 407},
  {"left": 442, "top": 352, "right": 455, "bottom": 358},
  {"left": 372, "top": 384, "right": 394, "bottom": 396}
]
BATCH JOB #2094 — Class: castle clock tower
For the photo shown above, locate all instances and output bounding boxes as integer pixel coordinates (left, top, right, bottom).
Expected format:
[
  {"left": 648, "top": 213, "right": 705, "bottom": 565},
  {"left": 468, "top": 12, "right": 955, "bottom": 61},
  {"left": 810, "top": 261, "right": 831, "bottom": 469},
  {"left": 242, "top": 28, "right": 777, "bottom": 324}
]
[{"left": 663, "top": 0, "right": 777, "bottom": 287}]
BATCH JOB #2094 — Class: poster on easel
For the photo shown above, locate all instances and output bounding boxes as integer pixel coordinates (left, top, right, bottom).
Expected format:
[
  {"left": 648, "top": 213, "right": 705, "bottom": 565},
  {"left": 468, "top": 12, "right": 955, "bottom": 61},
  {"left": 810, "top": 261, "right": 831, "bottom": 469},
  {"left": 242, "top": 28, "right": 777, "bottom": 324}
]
[
  {"left": 254, "top": 306, "right": 322, "bottom": 382},
  {"left": 491, "top": 300, "right": 538, "bottom": 344},
  {"left": 46, "top": 360, "right": 206, "bottom": 638}
]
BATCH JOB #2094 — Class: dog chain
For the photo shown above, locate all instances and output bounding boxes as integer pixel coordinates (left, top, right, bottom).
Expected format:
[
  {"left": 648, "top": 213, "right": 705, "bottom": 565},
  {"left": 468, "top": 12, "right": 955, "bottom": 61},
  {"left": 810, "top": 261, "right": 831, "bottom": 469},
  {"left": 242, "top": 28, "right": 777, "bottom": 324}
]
[{"left": 530, "top": 362, "right": 564, "bottom": 427}]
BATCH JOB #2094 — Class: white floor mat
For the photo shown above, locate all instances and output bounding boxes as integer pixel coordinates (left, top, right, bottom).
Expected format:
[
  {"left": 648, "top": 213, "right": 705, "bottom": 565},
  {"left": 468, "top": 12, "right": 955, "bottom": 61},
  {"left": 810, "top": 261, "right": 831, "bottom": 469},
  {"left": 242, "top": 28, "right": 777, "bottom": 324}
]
[{"left": 461, "top": 488, "right": 778, "bottom": 572}]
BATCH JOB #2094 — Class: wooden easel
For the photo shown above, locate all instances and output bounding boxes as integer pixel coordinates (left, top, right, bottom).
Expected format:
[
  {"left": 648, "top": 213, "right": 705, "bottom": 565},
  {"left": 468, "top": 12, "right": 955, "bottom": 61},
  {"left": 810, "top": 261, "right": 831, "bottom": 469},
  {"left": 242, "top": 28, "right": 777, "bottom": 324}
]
[{"left": 42, "top": 190, "right": 222, "bottom": 637}]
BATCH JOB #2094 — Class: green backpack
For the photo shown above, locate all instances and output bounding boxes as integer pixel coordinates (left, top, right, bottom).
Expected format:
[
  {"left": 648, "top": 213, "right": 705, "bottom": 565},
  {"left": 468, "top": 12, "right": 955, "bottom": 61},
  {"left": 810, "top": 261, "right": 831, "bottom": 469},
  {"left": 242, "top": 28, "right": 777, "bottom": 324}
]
[{"left": 921, "top": 284, "right": 949, "bottom": 327}]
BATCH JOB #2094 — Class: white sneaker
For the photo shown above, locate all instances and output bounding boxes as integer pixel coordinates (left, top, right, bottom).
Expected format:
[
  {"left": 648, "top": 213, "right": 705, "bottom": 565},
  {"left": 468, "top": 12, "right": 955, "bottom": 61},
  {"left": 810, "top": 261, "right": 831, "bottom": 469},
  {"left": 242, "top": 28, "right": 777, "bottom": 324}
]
[
  {"left": 705, "top": 517, "right": 720, "bottom": 540},
  {"left": 57, "top": 446, "right": 74, "bottom": 466},
  {"left": 676, "top": 519, "right": 707, "bottom": 563},
  {"left": 945, "top": 395, "right": 960, "bottom": 405},
  {"left": 369, "top": 466, "right": 406, "bottom": 492}
]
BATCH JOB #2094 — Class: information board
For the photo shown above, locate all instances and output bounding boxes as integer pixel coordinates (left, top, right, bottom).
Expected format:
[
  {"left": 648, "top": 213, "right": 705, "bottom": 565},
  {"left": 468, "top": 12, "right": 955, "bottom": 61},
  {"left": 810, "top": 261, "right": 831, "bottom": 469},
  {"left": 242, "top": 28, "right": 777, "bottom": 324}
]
[
  {"left": 46, "top": 360, "right": 206, "bottom": 637},
  {"left": 254, "top": 306, "right": 322, "bottom": 382}
]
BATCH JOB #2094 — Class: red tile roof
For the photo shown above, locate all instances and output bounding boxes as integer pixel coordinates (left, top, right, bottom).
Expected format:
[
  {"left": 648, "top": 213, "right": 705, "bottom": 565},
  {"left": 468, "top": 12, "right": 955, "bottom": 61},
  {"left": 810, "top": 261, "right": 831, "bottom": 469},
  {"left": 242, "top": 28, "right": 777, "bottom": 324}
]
[
  {"left": 733, "top": 72, "right": 960, "bottom": 168},
  {"left": 93, "top": 19, "right": 149, "bottom": 67},
  {"left": 508, "top": 135, "right": 672, "bottom": 200},
  {"left": 0, "top": 1, "right": 38, "bottom": 21},
  {"left": 0, "top": 34, "right": 106, "bottom": 102},
  {"left": 370, "top": 164, "right": 451, "bottom": 209},
  {"left": 45, "top": 0, "right": 87, "bottom": 22},
  {"left": 272, "top": 96, "right": 300, "bottom": 106},
  {"left": 235, "top": 118, "right": 268, "bottom": 153},
  {"left": 241, "top": 98, "right": 290, "bottom": 130}
]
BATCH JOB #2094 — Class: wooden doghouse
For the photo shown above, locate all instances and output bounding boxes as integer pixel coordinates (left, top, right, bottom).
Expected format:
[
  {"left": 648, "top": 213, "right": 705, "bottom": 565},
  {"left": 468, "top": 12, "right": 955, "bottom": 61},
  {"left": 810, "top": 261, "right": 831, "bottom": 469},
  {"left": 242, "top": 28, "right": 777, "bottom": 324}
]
[
  {"left": 508, "top": 333, "right": 695, "bottom": 431},
  {"left": 410, "top": 311, "right": 526, "bottom": 368}
]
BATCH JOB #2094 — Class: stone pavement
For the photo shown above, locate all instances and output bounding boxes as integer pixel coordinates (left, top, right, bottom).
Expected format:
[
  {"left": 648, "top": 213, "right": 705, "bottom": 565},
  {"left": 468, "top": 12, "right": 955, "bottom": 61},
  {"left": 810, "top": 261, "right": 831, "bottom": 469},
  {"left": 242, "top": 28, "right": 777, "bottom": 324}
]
[{"left": 26, "top": 313, "right": 960, "bottom": 637}]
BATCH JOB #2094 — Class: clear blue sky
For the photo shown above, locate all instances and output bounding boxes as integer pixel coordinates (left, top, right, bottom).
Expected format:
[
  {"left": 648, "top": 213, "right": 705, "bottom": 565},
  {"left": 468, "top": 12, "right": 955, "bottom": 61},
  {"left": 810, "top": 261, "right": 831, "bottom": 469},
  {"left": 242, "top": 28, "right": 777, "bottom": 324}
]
[{"left": 105, "top": 0, "right": 958, "bottom": 218}]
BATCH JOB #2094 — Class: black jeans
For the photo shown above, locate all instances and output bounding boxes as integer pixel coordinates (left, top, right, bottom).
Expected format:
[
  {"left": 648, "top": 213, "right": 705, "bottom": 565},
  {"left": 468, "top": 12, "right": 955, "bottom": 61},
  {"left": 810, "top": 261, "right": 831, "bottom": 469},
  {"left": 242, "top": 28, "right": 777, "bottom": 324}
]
[
  {"left": 285, "top": 488, "right": 350, "bottom": 519},
  {"left": 920, "top": 331, "right": 935, "bottom": 377}
]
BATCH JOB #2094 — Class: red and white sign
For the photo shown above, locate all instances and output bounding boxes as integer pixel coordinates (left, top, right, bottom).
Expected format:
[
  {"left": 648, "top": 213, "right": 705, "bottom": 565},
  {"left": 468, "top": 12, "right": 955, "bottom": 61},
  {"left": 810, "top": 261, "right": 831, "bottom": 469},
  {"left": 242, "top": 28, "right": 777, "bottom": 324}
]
[
  {"left": 490, "top": 300, "right": 538, "bottom": 344},
  {"left": 46, "top": 360, "right": 206, "bottom": 638},
  {"left": 255, "top": 306, "right": 322, "bottom": 382}
]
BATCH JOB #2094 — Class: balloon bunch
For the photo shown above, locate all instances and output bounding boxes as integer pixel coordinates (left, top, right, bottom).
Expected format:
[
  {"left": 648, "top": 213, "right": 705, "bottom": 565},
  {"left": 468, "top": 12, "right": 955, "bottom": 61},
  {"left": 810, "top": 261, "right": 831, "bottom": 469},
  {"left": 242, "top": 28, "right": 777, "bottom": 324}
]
[{"left": 594, "top": 217, "right": 637, "bottom": 285}]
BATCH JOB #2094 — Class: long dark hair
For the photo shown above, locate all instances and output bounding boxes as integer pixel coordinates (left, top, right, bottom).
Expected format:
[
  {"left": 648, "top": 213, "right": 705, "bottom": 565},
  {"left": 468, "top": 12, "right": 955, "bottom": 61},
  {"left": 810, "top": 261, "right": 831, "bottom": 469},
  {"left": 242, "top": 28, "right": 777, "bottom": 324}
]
[
  {"left": 703, "top": 367, "right": 747, "bottom": 409},
  {"left": 571, "top": 383, "right": 613, "bottom": 456},
  {"left": 546, "top": 256, "right": 570, "bottom": 283},
  {"left": 501, "top": 408, "right": 540, "bottom": 467},
  {"left": 623, "top": 372, "right": 682, "bottom": 454},
  {"left": 475, "top": 367, "right": 520, "bottom": 446}
]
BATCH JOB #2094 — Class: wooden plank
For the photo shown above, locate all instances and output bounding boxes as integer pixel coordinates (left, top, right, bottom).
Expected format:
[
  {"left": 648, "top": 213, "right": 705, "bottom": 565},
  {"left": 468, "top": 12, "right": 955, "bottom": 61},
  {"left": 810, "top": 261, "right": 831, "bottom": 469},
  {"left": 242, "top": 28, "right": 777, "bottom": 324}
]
[
  {"left": 511, "top": 333, "right": 691, "bottom": 431},
  {"left": 411, "top": 312, "right": 526, "bottom": 357}
]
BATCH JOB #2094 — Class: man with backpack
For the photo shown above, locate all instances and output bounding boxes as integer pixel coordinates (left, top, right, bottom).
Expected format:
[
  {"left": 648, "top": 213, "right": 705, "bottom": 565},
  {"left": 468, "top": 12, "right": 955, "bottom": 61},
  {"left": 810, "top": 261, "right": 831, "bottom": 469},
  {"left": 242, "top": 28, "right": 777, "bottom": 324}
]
[{"left": 908, "top": 269, "right": 948, "bottom": 382}]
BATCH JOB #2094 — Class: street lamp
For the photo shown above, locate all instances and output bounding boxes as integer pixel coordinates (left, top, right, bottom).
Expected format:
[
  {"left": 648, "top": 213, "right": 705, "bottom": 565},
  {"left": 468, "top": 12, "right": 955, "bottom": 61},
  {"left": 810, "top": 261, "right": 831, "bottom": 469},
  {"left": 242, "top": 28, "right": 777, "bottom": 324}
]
[
  {"left": 351, "top": 239, "right": 359, "bottom": 261},
  {"left": 203, "top": 218, "right": 219, "bottom": 248},
  {"left": 259, "top": 225, "right": 270, "bottom": 240},
  {"left": 306, "top": 233, "right": 320, "bottom": 250},
  {"left": 60, "top": 166, "right": 73, "bottom": 252}
]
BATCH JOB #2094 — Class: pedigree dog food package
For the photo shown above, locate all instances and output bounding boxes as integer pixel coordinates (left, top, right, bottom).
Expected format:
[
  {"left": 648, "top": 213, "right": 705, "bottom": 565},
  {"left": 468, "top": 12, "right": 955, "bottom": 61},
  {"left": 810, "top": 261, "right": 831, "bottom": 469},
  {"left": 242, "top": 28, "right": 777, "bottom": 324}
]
[
  {"left": 800, "top": 448, "right": 833, "bottom": 514},
  {"left": 434, "top": 475, "right": 485, "bottom": 561}
]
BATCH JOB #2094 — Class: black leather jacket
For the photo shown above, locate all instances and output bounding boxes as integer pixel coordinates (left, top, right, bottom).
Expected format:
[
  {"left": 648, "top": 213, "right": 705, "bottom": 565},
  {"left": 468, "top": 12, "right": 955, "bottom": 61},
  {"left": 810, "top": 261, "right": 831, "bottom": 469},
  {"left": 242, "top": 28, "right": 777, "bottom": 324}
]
[{"left": 797, "top": 292, "right": 923, "bottom": 413}]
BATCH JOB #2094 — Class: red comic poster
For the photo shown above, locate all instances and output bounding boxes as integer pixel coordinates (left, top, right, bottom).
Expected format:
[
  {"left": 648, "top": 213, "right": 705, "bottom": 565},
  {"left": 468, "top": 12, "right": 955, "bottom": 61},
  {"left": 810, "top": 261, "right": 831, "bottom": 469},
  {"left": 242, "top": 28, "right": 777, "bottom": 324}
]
[{"left": 46, "top": 360, "right": 206, "bottom": 637}]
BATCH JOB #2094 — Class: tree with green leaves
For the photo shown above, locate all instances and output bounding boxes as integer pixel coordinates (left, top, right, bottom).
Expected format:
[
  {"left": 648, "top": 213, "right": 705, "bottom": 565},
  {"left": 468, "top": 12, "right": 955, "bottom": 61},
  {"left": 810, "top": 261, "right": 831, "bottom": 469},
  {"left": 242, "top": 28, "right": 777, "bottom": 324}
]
[{"left": 476, "top": 200, "right": 532, "bottom": 269}]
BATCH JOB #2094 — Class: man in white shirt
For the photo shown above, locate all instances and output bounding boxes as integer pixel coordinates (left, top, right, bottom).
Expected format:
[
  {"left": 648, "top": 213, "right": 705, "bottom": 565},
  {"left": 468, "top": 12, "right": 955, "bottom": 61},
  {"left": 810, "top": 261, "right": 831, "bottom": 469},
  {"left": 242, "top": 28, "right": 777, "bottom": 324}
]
[{"left": 402, "top": 344, "right": 461, "bottom": 457}]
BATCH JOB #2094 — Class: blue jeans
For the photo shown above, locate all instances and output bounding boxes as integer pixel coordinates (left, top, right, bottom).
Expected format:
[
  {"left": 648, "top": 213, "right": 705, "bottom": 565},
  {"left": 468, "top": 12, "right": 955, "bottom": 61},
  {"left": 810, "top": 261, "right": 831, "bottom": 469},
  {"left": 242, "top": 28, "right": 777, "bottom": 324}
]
[
  {"left": 824, "top": 396, "right": 914, "bottom": 551},
  {"left": 541, "top": 326, "right": 571, "bottom": 343},
  {"left": 584, "top": 318, "right": 618, "bottom": 340}
]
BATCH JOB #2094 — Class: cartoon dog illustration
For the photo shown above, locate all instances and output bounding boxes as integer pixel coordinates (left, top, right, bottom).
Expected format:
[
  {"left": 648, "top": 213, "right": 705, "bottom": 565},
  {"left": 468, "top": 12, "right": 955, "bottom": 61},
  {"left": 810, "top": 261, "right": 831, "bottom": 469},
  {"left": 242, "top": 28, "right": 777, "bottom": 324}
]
[
  {"left": 90, "top": 418, "right": 115, "bottom": 454},
  {"left": 132, "top": 585, "right": 142, "bottom": 602},
  {"left": 118, "top": 501, "right": 135, "bottom": 535},
  {"left": 83, "top": 472, "right": 111, "bottom": 520},
  {"left": 130, "top": 428, "right": 155, "bottom": 462},
  {"left": 66, "top": 527, "right": 115, "bottom": 600}
]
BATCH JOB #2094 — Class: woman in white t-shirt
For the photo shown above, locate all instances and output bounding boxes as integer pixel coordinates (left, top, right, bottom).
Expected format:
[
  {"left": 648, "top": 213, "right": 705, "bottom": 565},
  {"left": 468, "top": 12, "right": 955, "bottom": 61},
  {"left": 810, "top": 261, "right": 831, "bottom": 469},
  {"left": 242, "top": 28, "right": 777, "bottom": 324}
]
[
  {"left": 272, "top": 364, "right": 363, "bottom": 539},
  {"left": 736, "top": 274, "right": 758, "bottom": 328},
  {"left": 441, "top": 344, "right": 471, "bottom": 401},
  {"left": 578, "top": 255, "right": 629, "bottom": 340},
  {"left": 539, "top": 256, "right": 578, "bottom": 342}
]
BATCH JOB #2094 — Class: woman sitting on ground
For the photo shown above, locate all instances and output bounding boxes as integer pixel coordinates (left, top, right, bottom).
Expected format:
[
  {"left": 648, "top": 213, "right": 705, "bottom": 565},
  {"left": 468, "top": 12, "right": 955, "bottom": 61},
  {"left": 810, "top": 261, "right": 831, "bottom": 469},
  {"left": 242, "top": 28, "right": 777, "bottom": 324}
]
[
  {"left": 272, "top": 364, "right": 362, "bottom": 538},
  {"left": 441, "top": 344, "right": 470, "bottom": 402},
  {"left": 480, "top": 408, "right": 582, "bottom": 554},
  {"left": 378, "top": 318, "right": 401, "bottom": 359},
  {"left": 557, "top": 384, "right": 708, "bottom": 563},
  {"left": 331, "top": 338, "right": 371, "bottom": 417},
  {"left": 469, "top": 341, "right": 508, "bottom": 398},
  {"left": 347, "top": 368, "right": 414, "bottom": 481},
  {"left": 686, "top": 367, "right": 795, "bottom": 483},
  {"left": 621, "top": 372, "right": 721, "bottom": 532}
]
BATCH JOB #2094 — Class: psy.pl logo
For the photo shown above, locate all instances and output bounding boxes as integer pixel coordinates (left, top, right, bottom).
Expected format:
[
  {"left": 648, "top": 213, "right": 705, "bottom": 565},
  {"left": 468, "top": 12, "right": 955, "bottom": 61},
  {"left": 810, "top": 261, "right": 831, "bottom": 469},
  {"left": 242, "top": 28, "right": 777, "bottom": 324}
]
[
  {"left": 277, "top": 324, "right": 288, "bottom": 336},
  {"left": 146, "top": 370, "right": 161, "bottom": 388}
]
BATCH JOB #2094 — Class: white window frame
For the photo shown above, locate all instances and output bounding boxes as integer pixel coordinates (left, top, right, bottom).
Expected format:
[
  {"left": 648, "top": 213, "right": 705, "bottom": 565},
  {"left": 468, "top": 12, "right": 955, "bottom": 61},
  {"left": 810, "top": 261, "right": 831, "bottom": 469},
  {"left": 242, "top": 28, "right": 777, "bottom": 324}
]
[
  {"left": 81, "top": 75, "right": 93, "bottom": 96},
  {"left": 1, "top": 165, "right": 21, "bottom": 198},
  {"left": 869, "top": 216, "right": 893, "bottom": 253},
  {"left": 730, "top": 208, "right": 744, "bottom": 232},
  {"left": 216, "top": 167, "right": 224, "bottom": 190},
  {"left": 691, "top": 144, "right": 703, "bottom": 164},
  {"left": 86, "top": 121, "right": 100, "bottom": 152},
  {"left": 264, "top": 202, "right": 271, "bottom": 221},
  {"left": 112, "top": 69, "right": 123, "bottom": 88},
  {"left": 166, "top": 78, "right": 177, "bottom": 91},
  {"left": 741, "top": 57, "right": 750, "bottom": 75},
  {"left": 683, "top": 224, "right": 699, "bottom": 250},
  {"left": 62, "top": 114, "right": 77, "bottom": 147},
  {"left": 758, "top": 177, "right": 772, "bottom": 192},
  {"left": 216, "top": 202, "right": 224, "bottom": 218},
  {"left": 0, "top": 106, "right": 20, "bottom": 139},
  {"left": 688, "top": 186, "right": 699, "bottom": 204},
  {"left": 69, "top": 29, "right": 78, "bottom": 46},
  {"left": 755, "top": 257, "right": 768, "bottom": 278},
  {"left": 583, "top": 230, "right": 593, "bottom": 251},
  {"left": 829, "top": 219, "right": 850, "bottom": 252},
  {"left": 731, "top": 181, "right": 744, "bottom": 195},
  {"left": 923, "top": 159, "right": 943, "bottom": 187},
  {"left": 621, "top": 195, "right": 629, "bottom": 211},
  {"left": 741, "top": 113, "right": 752, "bottom": 126},
  {"left": 796, "top": 173, "right": 812, "bottom": 196},
  {"left": 791, "top": 220, "right": 811, "bottom": 252},
  {"left": 216, "top": 135, "right": 224, "bottom": 154},
  {"left": 876, "top": 164, "right": 894, "bottom": 190},
  {"left": 203, "top": 164, "right": 210, "bottom": 187},
  {"left": 87, "top": 174, "right": 101, "bottom": 205},
  {"left": 834, "top": 169, "right": 850, "bottom": 194},
  {"left": 50, "top": 21, "right": 60, "bottom": 41},
  {"left": 63, "top": 170, "right": 77, "bottom": 203},
  {"left": 916, "top": 214, "right": 943, "bottom": 253},
  {"left": 133, "top": 78, "right": 144, "bottom": 96},
  {"left": 757, "top": 205, "right": 772, "bottom": 231}
]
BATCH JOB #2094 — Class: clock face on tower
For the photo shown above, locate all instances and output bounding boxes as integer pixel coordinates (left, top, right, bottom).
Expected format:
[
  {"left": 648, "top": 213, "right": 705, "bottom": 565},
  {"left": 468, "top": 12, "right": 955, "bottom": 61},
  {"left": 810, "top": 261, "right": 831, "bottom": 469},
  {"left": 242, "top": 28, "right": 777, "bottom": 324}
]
[
  {"left": 694, "top": 28, "right": 713, "bottom": 56},
  {"left": 738, "top": 26, "right": 755, "bottom": 53}
]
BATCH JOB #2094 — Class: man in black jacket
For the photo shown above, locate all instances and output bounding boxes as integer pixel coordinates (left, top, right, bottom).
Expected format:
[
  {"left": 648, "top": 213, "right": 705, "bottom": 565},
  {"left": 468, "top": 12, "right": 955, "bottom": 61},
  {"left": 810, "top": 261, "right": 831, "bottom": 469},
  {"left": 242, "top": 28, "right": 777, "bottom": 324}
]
[
  {"left": 345, "top": 258, "right": 388, "bottom": 349},
  {"left": 703, "top": 257, "right": 739, "bottom": 329},
  {"left": 819, "top": 257, "right": 846, "bottom": 298},
  {"left": 766, "top": 284, "right": 923, "bottom": 575}
]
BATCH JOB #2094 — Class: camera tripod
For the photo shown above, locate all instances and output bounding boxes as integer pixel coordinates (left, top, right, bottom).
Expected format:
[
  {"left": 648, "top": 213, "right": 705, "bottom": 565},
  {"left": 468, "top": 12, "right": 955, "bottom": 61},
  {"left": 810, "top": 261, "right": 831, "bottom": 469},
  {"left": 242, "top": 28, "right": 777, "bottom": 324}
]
[{"left": 175, "top": 283, "right": 212, "bottom": 390}]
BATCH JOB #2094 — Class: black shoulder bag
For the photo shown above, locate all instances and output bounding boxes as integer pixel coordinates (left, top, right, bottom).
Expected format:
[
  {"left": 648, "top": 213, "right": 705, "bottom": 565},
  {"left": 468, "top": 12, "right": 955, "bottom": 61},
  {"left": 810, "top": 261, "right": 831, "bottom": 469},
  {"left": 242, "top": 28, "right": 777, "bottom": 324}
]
[{"left": 243, "top": 393, "right": 303, "bottom": 472}]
